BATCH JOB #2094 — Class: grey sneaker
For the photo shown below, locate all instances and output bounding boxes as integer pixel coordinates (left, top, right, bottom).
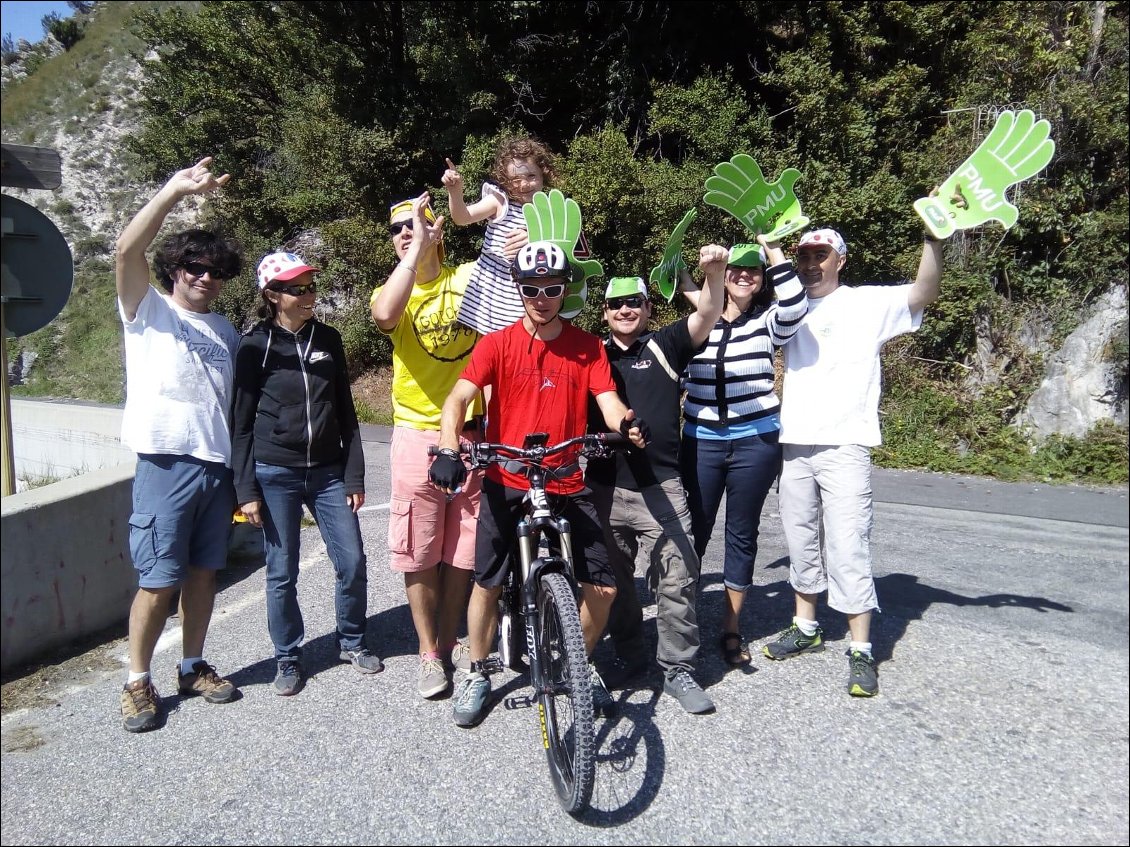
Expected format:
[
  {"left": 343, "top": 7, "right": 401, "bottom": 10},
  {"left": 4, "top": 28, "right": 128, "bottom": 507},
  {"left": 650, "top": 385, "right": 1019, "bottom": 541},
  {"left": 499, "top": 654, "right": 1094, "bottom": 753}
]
[
  {"left": 418, "top": 655, "right": 449, "bottom": 699},
  {"left": 663, "top": 669, "right": 716, "bottom": 714},
  {"left": 340, "top": 647, "right": 384, "bottom": 674},
  {"left": 846, "top": 649, "right": 879, "bottom": 697},
  {"left": 590, "top": 663, "right": 616, "bottom": 718},
  {"left": 762, "top": 623, "right": 825, "bottom": 660},
  {"left": 273, "top": 660, "right": 304, "bottom": 696},
  {"left": 452, "top": 674, "right": 491, "bottom": 727},
  {"left": 448, "top": 639, "right": 471, "bottom": 672},
  {"left": 120, "top": 678, "right": 161, "bottom": 733}
]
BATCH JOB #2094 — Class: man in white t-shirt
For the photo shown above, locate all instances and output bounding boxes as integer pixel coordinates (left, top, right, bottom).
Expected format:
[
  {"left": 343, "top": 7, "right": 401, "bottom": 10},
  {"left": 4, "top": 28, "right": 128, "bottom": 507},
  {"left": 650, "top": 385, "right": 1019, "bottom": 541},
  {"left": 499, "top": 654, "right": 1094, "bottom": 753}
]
[
  {"left": 115, "top": 157, "right": 243, "bottom": 732},
  {"left": 764, "top": 226, "right": 947, "bottom": 698}
]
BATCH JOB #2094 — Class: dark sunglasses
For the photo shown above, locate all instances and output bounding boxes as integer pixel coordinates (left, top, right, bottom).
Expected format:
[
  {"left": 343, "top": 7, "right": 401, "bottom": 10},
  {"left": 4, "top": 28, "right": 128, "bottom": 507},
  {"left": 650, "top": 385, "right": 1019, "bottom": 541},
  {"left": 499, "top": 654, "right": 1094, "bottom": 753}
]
[
  {"left": 518, "top": 283, "right": 565, "bottom": 299},
  {"left": 270, "top": 282, "right": 317, "bottom": 296},
  {"left": 389, "top": 220, "right": 414, "bottom": 236},
  {"left": 605, "top": 295, "right": 645, "bottom": 310},
  {"left": 182, "top": 261, "right": 235, "bottom": 280}
]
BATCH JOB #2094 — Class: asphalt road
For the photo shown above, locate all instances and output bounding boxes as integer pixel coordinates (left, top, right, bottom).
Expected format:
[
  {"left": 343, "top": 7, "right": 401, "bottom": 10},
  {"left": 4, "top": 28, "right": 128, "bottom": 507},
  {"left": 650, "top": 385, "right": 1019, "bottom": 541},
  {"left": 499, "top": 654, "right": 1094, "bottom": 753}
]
[{"left": 2, "top": 426, "right": 1127, "bottom": 845}]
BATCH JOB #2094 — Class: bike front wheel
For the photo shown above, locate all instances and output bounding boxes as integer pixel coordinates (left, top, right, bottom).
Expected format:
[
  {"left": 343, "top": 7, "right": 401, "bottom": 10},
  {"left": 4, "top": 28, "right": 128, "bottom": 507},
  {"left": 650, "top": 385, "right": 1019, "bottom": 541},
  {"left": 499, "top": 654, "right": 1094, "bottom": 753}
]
[{"left": 535, "top": 571, "right": 595, "bottom": 815}]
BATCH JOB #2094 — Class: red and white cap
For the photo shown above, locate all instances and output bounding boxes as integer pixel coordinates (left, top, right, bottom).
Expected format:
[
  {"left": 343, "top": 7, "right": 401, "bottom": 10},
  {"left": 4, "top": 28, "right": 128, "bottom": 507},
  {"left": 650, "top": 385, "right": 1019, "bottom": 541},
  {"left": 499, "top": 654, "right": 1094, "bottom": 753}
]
[
  {"left": 256, "top": 252, "right": 319, "bottom": 289},
  {"left": 797, "top": 228, "right": 848, "bottom": 256}
]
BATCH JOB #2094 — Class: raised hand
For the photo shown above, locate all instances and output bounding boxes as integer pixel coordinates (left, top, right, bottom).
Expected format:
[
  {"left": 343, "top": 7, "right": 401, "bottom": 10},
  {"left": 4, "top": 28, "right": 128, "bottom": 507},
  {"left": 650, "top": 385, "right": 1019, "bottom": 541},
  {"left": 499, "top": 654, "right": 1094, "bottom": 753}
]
[
  {"left": 649, "top": 209, "right": 698, "bottom": 302},
  {"left": 440, "top": 157, "right": 464, "bottom": 195},
  {"left": 914, "top": 109, "right": 1055, "bottom": 238},
  {"left": 703, "top": 154, "right": 809, "bottom": 240},
  {"left": 522, "top": 188, "right": 603, "bottom": 319},
  {"left": 169, "top": 156, "right": 230, "bottom": 198},
  {"left": 698, "top": 242, "right": 729, "bottom": 275},
  {"left": 411, "top": 191, "right": 444, "bottom": 251}
]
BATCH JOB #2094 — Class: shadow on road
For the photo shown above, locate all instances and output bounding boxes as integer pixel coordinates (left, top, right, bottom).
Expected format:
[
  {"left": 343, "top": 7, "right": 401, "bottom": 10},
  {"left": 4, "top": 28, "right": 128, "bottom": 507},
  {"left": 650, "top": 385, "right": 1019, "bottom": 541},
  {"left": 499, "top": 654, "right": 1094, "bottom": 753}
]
[
  {"left": 580, "top": 688, "right": 665, "bottom": 827},
  {"left": 618, "top": 559, "right": 1075, "bottom": 675},
  {"left": 871, "top": 572, "right": 1074, "bottom": 662}
]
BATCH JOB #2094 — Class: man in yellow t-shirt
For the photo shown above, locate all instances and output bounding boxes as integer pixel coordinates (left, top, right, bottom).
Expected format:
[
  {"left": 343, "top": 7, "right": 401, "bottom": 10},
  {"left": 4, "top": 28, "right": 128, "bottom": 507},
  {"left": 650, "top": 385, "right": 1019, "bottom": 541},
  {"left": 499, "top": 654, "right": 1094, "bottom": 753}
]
[{"left": 371, "top": 192, "right": 482, "bottom": 699}]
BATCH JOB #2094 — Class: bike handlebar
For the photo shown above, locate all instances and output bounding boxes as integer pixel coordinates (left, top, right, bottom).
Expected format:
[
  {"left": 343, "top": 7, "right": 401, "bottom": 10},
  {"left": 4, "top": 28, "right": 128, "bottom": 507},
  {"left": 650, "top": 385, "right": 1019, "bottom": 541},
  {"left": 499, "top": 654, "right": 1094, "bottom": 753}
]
[{"left": 427, "top": 432, "right": 629, "bottom": 466}]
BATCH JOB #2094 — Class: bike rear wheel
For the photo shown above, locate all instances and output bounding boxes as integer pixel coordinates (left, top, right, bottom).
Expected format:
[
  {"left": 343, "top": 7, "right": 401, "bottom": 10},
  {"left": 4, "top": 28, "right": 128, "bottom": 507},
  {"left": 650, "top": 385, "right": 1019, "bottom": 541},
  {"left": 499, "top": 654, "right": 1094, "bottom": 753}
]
[{"left": 535, "top": 571, "right": 595, "bottom": 815}]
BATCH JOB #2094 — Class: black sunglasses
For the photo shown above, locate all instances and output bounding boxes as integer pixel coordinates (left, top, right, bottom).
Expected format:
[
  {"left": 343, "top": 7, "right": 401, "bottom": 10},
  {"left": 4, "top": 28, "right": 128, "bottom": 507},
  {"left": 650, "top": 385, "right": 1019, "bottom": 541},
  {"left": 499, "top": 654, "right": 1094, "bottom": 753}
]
[
  {"left": 389, "top": 220, "right": 414, "bottom": 236},
  {"left": 605, "top": 295, "right": 645, "bottom": 310},
  {"left": 270, "top": 282, "right": 317, "bottom": 296},
  {"left": 518, "top": 283, "right": 565, "bottom": 299},
  {"left": 182, "top": 261, "right": 235, "bottom": 280}
]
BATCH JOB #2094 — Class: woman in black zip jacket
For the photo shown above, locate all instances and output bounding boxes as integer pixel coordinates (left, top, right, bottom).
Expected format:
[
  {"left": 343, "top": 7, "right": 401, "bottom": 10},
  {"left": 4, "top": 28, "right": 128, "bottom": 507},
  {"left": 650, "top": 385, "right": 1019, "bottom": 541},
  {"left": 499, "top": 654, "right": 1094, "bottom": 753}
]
[{"left": 231, "top": 252, "right": 382, "bottom": 696}]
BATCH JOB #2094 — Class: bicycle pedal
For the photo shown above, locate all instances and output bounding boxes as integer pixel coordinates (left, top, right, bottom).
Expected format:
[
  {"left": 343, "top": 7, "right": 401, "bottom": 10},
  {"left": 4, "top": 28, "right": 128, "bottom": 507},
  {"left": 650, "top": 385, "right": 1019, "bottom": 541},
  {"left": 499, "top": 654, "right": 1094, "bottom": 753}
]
[
  {"left": 503, "top": 693, "right": 537, "bottom": 710},
  {"left": 471, "top": 656, "right": 504, "bottom": 676}
]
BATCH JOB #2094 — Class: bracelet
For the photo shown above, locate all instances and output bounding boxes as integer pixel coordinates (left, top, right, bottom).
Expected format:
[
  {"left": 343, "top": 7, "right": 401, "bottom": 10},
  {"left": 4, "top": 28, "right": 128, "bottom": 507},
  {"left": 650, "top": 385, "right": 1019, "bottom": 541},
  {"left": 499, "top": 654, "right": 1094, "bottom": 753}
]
[
  {"left": 436, "top": 447, "right": 461, "bottom": 460},
  {"left": 399, "top": 262, "right": 417, "bottom": 275}
]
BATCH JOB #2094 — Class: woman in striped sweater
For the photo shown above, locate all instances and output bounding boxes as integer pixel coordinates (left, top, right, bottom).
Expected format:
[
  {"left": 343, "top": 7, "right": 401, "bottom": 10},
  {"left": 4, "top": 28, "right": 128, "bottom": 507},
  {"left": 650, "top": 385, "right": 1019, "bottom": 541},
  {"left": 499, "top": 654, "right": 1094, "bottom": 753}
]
[{"left": 680, "top": 235, "right": 808, "bottom": 667}]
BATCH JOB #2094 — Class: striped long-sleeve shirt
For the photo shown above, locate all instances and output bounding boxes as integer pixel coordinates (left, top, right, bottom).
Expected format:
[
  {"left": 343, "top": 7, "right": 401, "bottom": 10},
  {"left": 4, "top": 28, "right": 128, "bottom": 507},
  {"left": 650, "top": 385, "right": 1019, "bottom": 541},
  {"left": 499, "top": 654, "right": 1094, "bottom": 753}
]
[{"left": 683, "top": 261, "right": 808, "bottom": 427}]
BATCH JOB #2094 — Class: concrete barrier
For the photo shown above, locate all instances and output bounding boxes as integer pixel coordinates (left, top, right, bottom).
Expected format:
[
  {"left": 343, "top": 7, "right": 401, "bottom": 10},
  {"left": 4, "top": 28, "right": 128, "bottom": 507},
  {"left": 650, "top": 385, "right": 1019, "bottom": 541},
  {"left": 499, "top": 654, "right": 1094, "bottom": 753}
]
[
  {"left": 0, "top": 400, "right": 311, "bottom": 674},
  {"left": 1, "top": 462, "right": 137, "bottom": 673},
  {"left": 10, "top": 398, "right": 133, "bottom": 487}
]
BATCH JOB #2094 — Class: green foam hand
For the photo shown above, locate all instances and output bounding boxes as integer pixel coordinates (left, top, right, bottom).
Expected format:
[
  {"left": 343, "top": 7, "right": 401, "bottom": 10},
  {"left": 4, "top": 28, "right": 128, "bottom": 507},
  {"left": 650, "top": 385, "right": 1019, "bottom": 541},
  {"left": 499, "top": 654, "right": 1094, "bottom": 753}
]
[
  {"left": 649, "top": 209, "right": 697, "bottom": 302},
  {"left": 915, "top": 109, "right": 1055, "bottom": 239},
  {"left": 523, "top": 189, "right": 603, "bottom": 319},
  {"left": 703, "top": 154, "right": 810, "bottom": 240}
]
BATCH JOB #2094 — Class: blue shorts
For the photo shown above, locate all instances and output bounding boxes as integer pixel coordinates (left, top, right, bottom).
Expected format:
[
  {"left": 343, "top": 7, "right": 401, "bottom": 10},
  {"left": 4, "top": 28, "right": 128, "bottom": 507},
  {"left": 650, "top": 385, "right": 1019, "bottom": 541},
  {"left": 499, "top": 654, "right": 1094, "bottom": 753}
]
[{"left": 129, "top": 454, "right": 235, "bottom": 590}]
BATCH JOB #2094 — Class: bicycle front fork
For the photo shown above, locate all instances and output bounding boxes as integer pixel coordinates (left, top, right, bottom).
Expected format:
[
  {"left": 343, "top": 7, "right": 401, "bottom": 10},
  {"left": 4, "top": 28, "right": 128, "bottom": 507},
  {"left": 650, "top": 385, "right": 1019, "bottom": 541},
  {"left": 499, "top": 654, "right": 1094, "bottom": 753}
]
[{"left": 517, "top": 519, "right": 575, "bottom": 692}]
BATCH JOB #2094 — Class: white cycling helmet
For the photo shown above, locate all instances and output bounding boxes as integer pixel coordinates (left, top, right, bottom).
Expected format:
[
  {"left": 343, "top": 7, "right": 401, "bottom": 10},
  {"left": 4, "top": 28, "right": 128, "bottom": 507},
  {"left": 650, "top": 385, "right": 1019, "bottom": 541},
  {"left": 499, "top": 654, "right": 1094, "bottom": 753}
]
[{"left": 511, "top": 241, "right": 575, "bottom": 282}]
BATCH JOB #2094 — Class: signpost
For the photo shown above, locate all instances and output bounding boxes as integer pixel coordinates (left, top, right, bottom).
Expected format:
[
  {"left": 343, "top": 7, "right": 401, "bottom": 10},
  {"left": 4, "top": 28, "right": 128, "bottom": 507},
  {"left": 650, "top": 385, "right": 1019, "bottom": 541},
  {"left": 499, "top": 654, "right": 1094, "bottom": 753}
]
[{"left": 1, "top": 143, "right": 71, "bottom": 496}]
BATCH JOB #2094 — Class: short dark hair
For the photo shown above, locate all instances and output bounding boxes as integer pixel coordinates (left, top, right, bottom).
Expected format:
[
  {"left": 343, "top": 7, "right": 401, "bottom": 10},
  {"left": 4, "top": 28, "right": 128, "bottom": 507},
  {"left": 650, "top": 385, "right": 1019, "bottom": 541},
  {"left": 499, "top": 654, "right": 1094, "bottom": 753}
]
[{"left": 153, "top": 229, "right": 242, "bottom": 292}]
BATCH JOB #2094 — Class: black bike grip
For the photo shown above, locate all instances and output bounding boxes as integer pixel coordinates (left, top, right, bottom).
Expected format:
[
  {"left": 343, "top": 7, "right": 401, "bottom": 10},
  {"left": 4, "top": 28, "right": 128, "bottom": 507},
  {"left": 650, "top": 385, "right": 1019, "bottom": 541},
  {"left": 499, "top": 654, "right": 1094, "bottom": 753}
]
[
  {"left": 601, "top": 432, "right": 631, "bottom": 448},
  {"left": 428, "top": 444, "right": 470, "bottom": 456}
]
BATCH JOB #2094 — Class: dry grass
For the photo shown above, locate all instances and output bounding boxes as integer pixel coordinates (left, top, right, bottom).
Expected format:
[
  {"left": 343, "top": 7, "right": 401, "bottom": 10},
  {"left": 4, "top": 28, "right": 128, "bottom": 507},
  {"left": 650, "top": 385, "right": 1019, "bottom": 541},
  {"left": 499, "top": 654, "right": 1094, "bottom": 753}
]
[{"left": 351, "top": 367, "right": 394, "bottom": 425}]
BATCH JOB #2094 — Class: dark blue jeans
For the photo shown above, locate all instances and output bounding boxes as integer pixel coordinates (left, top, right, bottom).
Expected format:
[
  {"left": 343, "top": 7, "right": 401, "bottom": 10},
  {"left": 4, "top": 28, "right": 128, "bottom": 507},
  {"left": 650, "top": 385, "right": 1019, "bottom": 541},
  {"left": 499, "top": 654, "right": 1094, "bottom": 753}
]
[
  {"left": 256, "top": 462, "right": 368, "bottom": 662},
  {"left": 681, "top": 430, "right": 781, "bottom": 591}
]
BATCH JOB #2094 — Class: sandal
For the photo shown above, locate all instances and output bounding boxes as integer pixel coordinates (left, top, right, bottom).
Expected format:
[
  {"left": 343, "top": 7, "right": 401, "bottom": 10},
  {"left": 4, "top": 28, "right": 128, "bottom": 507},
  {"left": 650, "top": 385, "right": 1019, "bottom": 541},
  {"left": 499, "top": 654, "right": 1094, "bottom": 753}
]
[{"left": 721, "top": 632, "right": 751, "bottom": 666}]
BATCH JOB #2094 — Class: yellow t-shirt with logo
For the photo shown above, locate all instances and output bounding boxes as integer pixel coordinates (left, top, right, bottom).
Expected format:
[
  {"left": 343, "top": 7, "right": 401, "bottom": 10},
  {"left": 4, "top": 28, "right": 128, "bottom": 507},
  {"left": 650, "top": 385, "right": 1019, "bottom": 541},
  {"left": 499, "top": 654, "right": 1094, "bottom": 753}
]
[{"left": 371, "top": 262, "right": 481, "bottom": 429}]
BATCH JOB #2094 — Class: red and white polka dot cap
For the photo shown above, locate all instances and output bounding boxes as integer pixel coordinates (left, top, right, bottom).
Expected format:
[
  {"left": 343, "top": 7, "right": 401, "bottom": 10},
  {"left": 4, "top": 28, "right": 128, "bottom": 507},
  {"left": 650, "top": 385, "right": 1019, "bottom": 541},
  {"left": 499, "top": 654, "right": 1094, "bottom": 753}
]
[
  {"left": 256, "top": 252, "right": 320, "bottom": 289},
  {"left": 797, "top": 228, "right": 848, "bottom": 256}
]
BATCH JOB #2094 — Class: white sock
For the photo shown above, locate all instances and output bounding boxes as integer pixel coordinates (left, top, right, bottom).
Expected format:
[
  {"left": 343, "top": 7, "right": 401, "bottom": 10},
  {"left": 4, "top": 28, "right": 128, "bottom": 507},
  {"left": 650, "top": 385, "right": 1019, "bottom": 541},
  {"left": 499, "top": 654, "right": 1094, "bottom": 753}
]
[
  {"left": 180, "top": 657, "right": 203, "bottom": 675},
  {"left": 849, "top": 641, "right": 873, "bottom": 657},
  {"left": 126, "top": 670, "right": 149, "bottom": 685},
  {"left": 794, "top": 617, "right": 819, "bottom": 636}
]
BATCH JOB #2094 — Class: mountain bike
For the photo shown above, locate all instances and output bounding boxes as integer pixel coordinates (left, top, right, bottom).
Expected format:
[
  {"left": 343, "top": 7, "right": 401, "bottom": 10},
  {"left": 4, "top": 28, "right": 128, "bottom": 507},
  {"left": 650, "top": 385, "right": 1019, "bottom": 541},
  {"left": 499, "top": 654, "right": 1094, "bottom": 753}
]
[{"left": 433, "top": 431, "right": 627, "bottom": 815}]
